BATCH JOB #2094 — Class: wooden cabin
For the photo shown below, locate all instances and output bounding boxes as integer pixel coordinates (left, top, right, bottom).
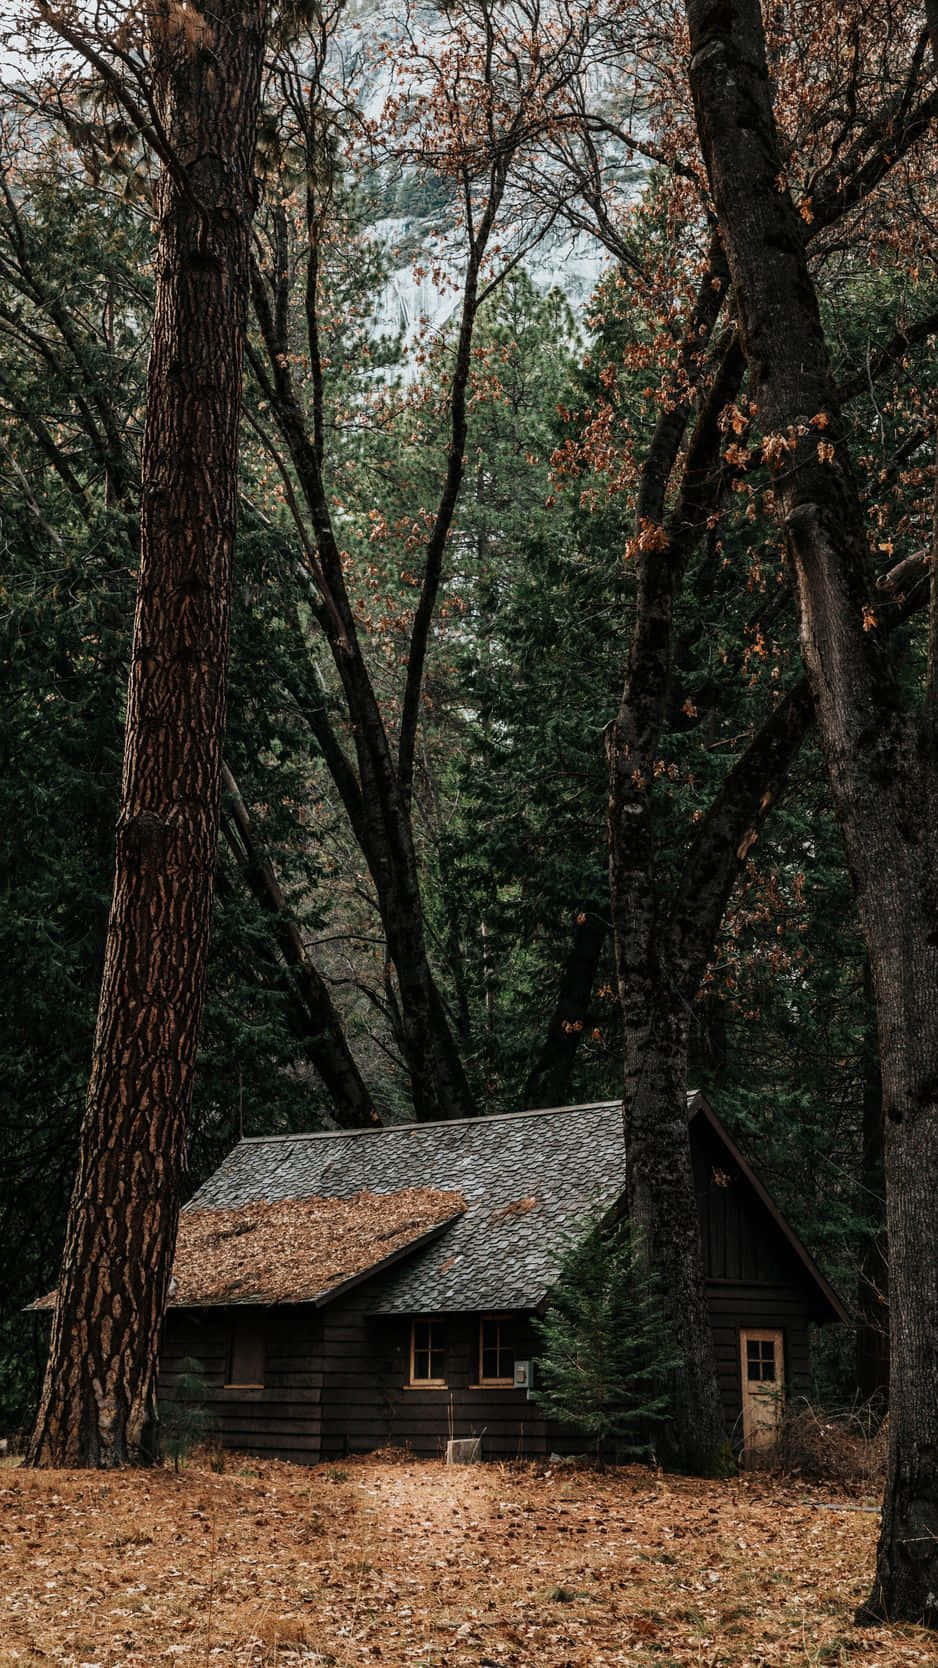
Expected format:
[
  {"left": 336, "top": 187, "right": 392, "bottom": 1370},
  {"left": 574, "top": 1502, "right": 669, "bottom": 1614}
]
[{"left": 158, "top": 1094, "right": 847, "bottom": 1463}]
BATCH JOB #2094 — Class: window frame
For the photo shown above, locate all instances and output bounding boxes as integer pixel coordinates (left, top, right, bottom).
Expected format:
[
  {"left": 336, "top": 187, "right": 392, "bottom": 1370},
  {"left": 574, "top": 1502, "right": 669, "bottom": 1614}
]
[
  {"left": 745, "top": 1335, "right": 778, "bottom": 1384},
  {"left": 408, "top": 1317, "right": 448, "bottom": 1387},
  {"left": 477, "top": 1313, "right": 516, "bottom": 1387},
  {"left": 225, "top": 1315, "right": 266, "bottom": 1389}
]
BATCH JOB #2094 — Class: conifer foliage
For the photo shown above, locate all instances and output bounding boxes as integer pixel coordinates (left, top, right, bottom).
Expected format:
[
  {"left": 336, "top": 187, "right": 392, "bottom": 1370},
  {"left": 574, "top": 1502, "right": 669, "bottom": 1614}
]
[{"left": 533, "top": 1219, "right": 679, "bottom": 1462}]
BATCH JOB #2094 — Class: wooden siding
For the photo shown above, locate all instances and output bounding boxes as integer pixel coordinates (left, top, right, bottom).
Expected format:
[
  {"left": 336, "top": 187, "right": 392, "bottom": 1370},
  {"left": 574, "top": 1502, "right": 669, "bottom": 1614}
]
[
  {"left": 318, "top": 1301, "right": 557, "bottom": 1460},
  {"left": 159, "top": 1305, "right": 323, "bottom": 1462},
  {"left": 161, "top": 1280, "right": 814, "bottom": 1462},
  {"left": 160, "top": 1301, "right": 582, "bottom": 1461},
  {"left": 695, "top": 1121, "right": 802, "bottom": 1287},
  {"left": 706, "top": 1284, "right": 812, "bottom": 1440}
]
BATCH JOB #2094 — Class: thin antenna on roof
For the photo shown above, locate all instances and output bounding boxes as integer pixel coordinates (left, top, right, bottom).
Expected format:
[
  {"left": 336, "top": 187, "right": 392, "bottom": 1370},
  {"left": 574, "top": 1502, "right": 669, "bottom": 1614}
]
[{"left": 238, "top": 1067, "right": 244, "bottom": 1142}]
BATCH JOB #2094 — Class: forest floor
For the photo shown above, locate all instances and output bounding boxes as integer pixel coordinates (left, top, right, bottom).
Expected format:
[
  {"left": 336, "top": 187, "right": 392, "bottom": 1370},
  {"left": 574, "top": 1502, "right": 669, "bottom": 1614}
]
[{"left": 0, "top": 1452, "right": 935, "bottom": 1668}]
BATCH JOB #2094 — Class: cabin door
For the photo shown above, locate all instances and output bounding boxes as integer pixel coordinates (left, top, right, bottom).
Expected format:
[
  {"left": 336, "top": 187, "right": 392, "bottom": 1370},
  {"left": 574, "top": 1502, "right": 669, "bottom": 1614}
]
[{"left": 739, "top": 1329, "right": 784, "bottom": 1456}]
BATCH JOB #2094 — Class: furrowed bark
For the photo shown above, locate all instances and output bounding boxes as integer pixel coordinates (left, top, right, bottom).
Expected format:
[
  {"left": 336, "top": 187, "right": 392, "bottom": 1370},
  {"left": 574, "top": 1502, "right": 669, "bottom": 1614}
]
[
  {"left": 608, "top": 291, "right": 742, "bottom": 1473},
  {"left": 686, "top": 0, "right": 938, "bottom": 1621},
  {"left": 856, "top": 970, "right": 889, "bottom": 1410},
  {"left": 27, "top": 0, "right": 266, "bottom": 1468}
]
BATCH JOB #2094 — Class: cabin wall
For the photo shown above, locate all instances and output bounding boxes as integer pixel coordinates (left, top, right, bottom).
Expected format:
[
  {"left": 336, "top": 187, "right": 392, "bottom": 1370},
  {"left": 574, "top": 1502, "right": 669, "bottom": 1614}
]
[
  {"left": 161, "top": 1282, "right": 814, "bottom": 1463},
  {"left": 159, "top": 1305, "right": 323, "bottom": 1462},
  {"left": 706, "top": 1283, "right": 812, "bottom": 1439},
  {"left": 318, "top": 1298, "right": 565, "bottom": 1459},
  {"left": 693, "top": 1122, "right": 816, "bottom": 1436},
  {"left": 159, "top": 1303, "right": 573, "bottom": 1462}
]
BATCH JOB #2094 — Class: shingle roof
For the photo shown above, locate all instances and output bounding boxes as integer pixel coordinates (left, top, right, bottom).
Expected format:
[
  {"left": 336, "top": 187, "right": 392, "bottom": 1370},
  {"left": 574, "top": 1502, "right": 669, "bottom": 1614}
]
[{"left": 185, "top": 1101, "right": 628, "bottom": 1313}]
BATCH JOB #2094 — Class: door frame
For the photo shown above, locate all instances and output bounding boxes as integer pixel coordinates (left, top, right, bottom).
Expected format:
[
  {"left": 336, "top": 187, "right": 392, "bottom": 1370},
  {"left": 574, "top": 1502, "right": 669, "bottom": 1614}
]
[{"left": 739, "top": 1327, "right": 785, "bottom": 1457}]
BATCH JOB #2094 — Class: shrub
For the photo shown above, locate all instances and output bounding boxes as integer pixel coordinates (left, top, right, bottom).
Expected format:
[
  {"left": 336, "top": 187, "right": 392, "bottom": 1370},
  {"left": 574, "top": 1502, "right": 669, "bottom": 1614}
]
[
  {"left": 753, "top": 1397, "right": 887, "bottom": 1490},
  {"left": 532, "top": 1216, "right": 679, "bottom": 1462}
]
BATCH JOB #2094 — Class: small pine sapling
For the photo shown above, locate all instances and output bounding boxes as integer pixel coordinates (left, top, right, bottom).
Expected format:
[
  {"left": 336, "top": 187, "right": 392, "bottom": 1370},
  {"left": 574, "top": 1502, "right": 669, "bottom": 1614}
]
[
  {"left": 532, "top": 1217, "right": 680, "bottom": 1462},
  {"left": 159, "top": 1357, "right": 214, "bottom": 1471}
]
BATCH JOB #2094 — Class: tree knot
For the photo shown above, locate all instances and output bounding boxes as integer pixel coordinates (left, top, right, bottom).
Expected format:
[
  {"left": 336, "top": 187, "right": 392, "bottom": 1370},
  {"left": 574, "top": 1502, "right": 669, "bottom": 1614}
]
[{"left": 120, "top": 810, "right": 169, "bottom": 870}]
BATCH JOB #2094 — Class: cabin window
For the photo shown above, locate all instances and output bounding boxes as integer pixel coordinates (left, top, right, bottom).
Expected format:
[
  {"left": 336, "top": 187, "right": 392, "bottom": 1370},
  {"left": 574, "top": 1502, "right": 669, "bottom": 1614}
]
[
  {"left": 226, "top": 1316, "right": 265, "bottom": 1387},
  {"left": 479, "top": 1315, "right": 515, "bottom": 1385},
  {"left": 409, "top": 1319, "right": 447, "bottom": 1385},
  {"left": 745, "top": 1336, "right": 777, "bottom": 1383}
]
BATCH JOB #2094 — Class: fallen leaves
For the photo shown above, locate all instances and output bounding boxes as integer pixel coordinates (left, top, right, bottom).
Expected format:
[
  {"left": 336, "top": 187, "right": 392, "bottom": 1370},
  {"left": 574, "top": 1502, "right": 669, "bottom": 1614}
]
[
  {"left": 0, "top": 1456, "right": 933, "bottom": 1667},
  {"left": 169, "top": 1189, "right": 467, "bottom": 1306}
]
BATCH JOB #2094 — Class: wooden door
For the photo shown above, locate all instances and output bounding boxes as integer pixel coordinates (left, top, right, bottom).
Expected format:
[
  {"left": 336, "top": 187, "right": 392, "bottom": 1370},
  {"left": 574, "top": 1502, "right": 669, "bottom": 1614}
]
[{"left": 739, "top": 1329, "right": 784, "bottom": 1456}]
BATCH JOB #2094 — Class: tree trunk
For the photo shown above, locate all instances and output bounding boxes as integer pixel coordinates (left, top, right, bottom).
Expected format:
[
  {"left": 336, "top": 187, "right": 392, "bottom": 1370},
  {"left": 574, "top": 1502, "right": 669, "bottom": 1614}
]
[
  {"left": 685, "top": 0, "right": 938, "bottom": 1622},
  {"left": 246, "top": 111, "right": 501, "bottom": 1127},
  {"left": 279, "top": 653, "right": 476, "bottom": 1119},
  {"left": 605, "top": 249, "right": 735, "bottom": 1475},
  {"left": 856, "top": 972, "right": 888, "bottom": 1410},
  {"left": 27, "top": 0, "right": 266, "bottom": 1467},
  {"left": 220, "top": 765, "right": 381, "bottom": 1128},
  {"left": 524, "top": 907, "right": 607, "bottom": 1109},
  {"left": 623, "top": 998, "right": 727, "bottom": 1472}
]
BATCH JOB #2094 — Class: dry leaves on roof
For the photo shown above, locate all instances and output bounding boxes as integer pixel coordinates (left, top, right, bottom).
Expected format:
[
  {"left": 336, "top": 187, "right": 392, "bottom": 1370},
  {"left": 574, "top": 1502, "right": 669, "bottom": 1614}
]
[
  {"left": 489, "top": 1194, "right": 538, "bottom": 1224},
  {"left": 169, "top": 1188, "right": 465, "bottom": 1308}
]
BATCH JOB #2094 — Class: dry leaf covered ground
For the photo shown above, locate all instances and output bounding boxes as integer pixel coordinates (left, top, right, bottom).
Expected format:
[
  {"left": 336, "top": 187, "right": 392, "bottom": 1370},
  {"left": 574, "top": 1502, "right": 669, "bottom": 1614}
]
[{"left": 1, "top": 1454, "right": 935, "bottom": 1668}]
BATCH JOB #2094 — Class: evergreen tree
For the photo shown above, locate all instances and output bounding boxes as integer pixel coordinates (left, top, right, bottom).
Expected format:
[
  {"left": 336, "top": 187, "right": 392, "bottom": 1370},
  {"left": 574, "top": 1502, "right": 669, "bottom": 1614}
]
[{"left": 533, "top": 1218, "right": 679, "bottom": 1462}]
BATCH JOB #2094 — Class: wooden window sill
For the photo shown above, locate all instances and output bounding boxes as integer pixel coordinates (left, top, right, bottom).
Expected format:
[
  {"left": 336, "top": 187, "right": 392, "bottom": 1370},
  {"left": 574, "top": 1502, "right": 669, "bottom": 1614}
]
[
  {"left": 403, "top": 1381, "right": 448, "bottom": 1390},
  {"left": 469, "top": 1382, "right": 518, "bottom": 1390}
]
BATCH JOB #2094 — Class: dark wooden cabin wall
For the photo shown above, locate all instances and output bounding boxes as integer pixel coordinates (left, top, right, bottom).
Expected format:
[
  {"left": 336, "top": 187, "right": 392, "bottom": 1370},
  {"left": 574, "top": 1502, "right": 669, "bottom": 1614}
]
[
  {"left": 694, "top": 1124, "right": 794, "bottom": 1285},
  {"left": 162, "top": 1279, "right": 816, "bottom": 1463},
  {"left": 706, "top": 1285, "right": 812, "bottom": 1439},
  {"left": 693, "top": 1123, "right": 817, "bottom": 1433},
  {"left": 159, "top": 1306, "right": 323, "bottom": 1462},
  {"left": 317, "top": 1298, "right": 563, "bottom": 1460}
]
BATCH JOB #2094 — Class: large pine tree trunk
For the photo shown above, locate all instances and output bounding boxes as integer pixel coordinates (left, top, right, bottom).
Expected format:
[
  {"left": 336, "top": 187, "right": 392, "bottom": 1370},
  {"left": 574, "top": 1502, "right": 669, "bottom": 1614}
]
[
  {"left": 27, "top": 0, "right": 267, "bottom": 1467},
  {"left": 685, "top": 0, "right": 938, "bottom": 1621}
]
